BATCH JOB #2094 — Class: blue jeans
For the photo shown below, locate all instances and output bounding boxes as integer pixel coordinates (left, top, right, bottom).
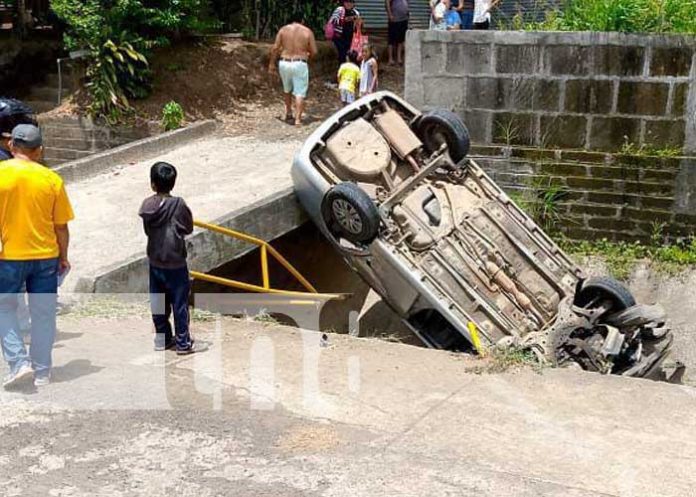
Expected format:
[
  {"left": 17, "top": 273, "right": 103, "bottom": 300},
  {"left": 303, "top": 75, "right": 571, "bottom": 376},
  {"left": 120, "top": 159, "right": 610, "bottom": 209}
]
[
  {"left": 460, "top": 10, "right": 474, "bottom": 29},
  {"left": 149, "top": 265, "right": 192, "bottom": 351},
  {"left": 0, "top": 259, "right": 58, "bottom": 377}
]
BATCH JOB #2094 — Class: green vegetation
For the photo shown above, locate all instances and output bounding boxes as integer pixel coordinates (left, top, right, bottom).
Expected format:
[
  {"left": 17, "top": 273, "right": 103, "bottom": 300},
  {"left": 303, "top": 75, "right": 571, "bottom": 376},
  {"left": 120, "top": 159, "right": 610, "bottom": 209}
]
[
  {"left": 517, "top": 0, "right": 696, "bottom": 34},
  {"left": 477, "top": 346, "right": 543, "bottom": 374},
  {"left": 161, "top": 101, "right": 185, "bottom": 131},
  {"left": 238, "top": 0, "right": 333, "bottom": 39},
  {"left": 509, "top": 178, "right": 568, "bottom": 235},
  {"left": 562, "top": 236, "right": 696, "bottom": 280},
  {"left": 51, "top": 0, "right": 218, "bottom": 121},
  {"left": 619, "top": 141, "right": 682, "bottom": 158}
]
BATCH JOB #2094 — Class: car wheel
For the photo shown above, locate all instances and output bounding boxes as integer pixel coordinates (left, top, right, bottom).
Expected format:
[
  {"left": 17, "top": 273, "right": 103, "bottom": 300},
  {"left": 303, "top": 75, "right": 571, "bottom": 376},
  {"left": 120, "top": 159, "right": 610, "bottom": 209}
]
[
  {"left": 322, "top": 182, "right": 380, "bottom": 245},
  {"left": 415, "top": 109, "right": 471, "bottom": 163},
  {"left": 575, "top": 277, "right": 636, "bottom": 313}
]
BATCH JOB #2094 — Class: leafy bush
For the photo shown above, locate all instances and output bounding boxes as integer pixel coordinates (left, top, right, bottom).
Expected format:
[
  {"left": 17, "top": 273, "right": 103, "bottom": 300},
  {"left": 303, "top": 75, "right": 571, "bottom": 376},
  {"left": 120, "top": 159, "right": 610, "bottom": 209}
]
[
  {"left": 51, "top": 0, "right": 218, "bottom": 121},
  {"left": 161, "top": 100, "right": 184, "bottom": 131},
  {"left": 530, "top": 0, "right": 696, "bottom": 34}
]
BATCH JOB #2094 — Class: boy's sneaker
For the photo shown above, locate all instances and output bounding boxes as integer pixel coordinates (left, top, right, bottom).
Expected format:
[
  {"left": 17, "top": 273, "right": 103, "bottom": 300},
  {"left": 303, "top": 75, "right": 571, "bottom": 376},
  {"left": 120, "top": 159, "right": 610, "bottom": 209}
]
[
  {"left": 3, "top": 363, "right": 34, "bottom": 389},
  {"left": 176, "top": 340, "right": 204, "bottom": 356},
  {"left": 154, "top": 341, "right": 175, "bottom": 352},
  {"left": 34, "top": 375, "right": 50, "bottom": 387}
]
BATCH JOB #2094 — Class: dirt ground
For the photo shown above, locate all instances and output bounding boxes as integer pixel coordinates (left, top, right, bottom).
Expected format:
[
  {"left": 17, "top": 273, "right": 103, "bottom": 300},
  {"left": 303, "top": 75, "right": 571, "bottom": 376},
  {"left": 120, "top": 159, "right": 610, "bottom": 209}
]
[{"left": 53, "top": 38, "right": 405, "bottom": 142}]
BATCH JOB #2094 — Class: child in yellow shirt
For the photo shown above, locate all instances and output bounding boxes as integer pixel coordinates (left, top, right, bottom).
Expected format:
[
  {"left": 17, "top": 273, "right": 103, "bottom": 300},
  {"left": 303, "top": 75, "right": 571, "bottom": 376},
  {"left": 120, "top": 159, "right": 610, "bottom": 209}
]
[{"left": 337, "top": 50, "right": 361, "bottom": 105}]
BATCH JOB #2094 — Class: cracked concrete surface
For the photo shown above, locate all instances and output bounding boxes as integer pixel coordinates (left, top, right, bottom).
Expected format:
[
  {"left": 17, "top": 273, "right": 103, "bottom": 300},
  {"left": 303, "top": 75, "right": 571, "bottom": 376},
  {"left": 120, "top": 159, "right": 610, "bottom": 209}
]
[{"left": 1, "top": 311, "right": 695, "bottom": 497}]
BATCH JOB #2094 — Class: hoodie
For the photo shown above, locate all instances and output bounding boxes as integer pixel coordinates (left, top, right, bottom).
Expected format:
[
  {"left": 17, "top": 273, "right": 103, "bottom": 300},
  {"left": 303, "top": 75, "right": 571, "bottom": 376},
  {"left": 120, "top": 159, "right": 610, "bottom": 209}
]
[{"left": 139, "top": 194, "right": 194, "bottom": 269}]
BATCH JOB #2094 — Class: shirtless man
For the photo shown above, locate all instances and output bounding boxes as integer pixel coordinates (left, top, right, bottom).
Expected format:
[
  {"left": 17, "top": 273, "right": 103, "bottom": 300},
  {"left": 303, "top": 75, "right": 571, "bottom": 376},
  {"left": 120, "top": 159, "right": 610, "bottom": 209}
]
[{"left": 268, "top": 12, "right": 318, "bottom": 126}]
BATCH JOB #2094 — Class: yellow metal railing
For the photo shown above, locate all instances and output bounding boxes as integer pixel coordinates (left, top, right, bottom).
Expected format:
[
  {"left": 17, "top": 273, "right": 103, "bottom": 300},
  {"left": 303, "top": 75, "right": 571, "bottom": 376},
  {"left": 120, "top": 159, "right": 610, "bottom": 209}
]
[{"left": 190, "top": 220, "right": 345, "bottom": 300}]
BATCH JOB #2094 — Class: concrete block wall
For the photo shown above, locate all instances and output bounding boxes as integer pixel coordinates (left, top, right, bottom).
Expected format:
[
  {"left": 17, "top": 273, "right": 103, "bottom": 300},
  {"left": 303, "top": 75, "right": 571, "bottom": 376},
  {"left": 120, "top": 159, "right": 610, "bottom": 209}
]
[
  {"left": 470, "top": 145, "right": 696, "bottom": 242},
  {"left": 405, "top": 30, "right": 696, "bottom": 154},
  {"left": 38, "top": 115, "right": 150, "bottom": 167}
]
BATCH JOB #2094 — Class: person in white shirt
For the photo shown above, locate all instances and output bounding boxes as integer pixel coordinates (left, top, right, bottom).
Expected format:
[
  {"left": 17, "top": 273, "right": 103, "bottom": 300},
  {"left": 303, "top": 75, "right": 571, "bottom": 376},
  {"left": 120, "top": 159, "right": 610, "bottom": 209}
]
[
  {"left": 430, "top": 0, "right": 449, "bottom": 30},
  {"left": 474, "top": 0, "right": 500, "bottom": 29}
]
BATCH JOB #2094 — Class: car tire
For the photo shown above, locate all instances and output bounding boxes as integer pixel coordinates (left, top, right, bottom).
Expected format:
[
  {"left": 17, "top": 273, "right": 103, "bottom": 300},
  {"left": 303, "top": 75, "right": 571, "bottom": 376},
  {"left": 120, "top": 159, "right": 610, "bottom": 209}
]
[
  {"left": 575, "top": 277, "right": 636, "bottom": 313},
  {"left": 322, "top": 182, "right": 380, "bottom": 245},
  {"left": 415, "top": 109, "right": 471, "bottom": 163}
]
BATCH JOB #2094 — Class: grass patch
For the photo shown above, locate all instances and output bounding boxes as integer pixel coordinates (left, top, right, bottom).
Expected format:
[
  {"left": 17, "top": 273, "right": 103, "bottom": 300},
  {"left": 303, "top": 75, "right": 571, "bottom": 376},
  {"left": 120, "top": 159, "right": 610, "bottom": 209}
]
[
  {"left": 472, "top": 346, "right": 542, "bottom": 374},
  {"left": 560, "top": 236, "right": 696, "bottom": 280}
]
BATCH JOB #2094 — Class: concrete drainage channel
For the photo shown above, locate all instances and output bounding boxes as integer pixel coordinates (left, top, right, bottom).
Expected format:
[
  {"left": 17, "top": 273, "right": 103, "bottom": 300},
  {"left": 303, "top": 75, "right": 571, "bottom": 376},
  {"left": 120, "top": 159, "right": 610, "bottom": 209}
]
[{"left": 53, "top": 120, "right": 695, "bottom": 386}]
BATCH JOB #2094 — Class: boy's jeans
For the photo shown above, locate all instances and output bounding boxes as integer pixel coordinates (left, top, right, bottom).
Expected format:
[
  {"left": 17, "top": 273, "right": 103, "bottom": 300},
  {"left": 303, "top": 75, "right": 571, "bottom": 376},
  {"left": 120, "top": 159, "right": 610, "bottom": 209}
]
[
  {"left": 0, "top": 259, "right": 58, "bottom": 378},
  {"left": 149, "top": 265, "right": 192, "bottom": 351}
]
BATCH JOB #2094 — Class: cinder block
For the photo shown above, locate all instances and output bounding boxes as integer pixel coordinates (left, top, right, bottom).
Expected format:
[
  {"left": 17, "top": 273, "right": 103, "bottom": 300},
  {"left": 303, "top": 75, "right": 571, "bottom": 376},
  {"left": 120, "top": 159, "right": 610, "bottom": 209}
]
[
  {"left": 495, "top": 45, "right": 542, "bottom": 74},
  {"left": 593, "top": 45, "right": 644, "bottom": 76},
  {"left": 492, "top": 112, "right": 537, "bottom": 146},
  {"left": 624, "top": 180, "right": 674, "bottom": 196},
  {"left": 466, "top": 77, "right": 513, "bottom": 110},
  {"left": 566, "top": 176, "right": 616, "bottom": 191},
  {"left": 564, "top": 79, "right": 614, "bottom": 114},
  {"left": 539, "top": 162, "right": 588, "bottom": 177},
  {"left": 423, "top": 76, "right": 465, "bottom": 109},
  {"left": 446, "top": 43, "right": 492, "bottom": 75},
  {"left": 532, "top": 79, "right": 561, "bottom": 112},
  {"left": 622, "top": 207, "right": 673, "bottom": 223},
  {"left": 672, "top": 83, "right": 688, "bottom": 117},
  {"left": 510, "top": 78, "right": 538, "bottom": 111},
  {"left": 540, "top": 115, "right": 587, "bottom": 149},
  {"left": 617, "top": 81, "right": 669, "bottom": 116},
  {"left": 586, "top": 165, "right": 639, "bottom": 181},
  {"left": 644, "top": 119, "right": 686, "bottom": 148},
  {"left": 588, "top": 218, "right": 636, "bottom": 231},
  {"left": 642, "top": 196, "right": 674, "bottom": 210},
  {"left": 461, "top": 110, "right": 492, "bottom": 143},
  {"left": 421, "top": 42, "right": 445, "bottom": 74},
  {"left": 650, "top": 47, "right": 694, "bottom": 77},
  {"left": 568, "top": 203, "right": 619, "bottom": 217},
  {"left": 590, "top": 117, "right": 641, "bottom": 151},
  {"left": 545, "top": 45, "right": 594, "bottom": 76}
]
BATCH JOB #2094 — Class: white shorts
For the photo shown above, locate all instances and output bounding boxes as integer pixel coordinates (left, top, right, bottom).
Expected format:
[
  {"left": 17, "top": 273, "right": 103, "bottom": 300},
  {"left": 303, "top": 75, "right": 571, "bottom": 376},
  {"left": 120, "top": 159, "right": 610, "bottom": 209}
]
[{"left": 279, "top": 60, "right": 309, "bottom": 98}]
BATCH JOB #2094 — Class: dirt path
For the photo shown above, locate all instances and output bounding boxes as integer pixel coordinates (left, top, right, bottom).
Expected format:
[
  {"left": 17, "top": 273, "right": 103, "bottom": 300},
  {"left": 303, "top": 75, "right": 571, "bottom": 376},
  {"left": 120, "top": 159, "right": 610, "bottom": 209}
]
[{"left": 1, "top": 310, "right": 695, "bottom": 496}]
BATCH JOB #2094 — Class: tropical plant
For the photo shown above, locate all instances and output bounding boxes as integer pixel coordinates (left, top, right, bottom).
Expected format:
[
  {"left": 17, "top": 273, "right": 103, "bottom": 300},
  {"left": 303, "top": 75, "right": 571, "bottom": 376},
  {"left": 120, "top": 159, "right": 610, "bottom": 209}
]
[
  {"left": 161, "top": 100, "right": 185, "bottom": 131},
  {"left": 51, "top": 0, "right": 218, "bottom": 121}
]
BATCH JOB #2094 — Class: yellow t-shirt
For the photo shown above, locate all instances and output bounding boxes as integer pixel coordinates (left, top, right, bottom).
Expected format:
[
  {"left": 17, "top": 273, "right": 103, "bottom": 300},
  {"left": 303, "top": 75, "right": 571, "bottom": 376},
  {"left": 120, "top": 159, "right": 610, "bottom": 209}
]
[
  {"left": 0, "top": 158, "right": 75, "bottom": 260},
  {"left": 338, "top": 62, "right": 361, "bottom": 94}
]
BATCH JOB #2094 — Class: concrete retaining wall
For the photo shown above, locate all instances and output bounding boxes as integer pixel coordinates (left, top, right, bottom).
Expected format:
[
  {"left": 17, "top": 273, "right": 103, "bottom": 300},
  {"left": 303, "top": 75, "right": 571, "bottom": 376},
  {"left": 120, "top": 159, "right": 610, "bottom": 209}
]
[
  {"left": 470, "top": 145, "right": 696, "bottom": 242},
  {"left": 75, "top": 188, "right": 307, "bottom": 293},
  {"left": 54, "top": 120, "right": 217, "bottom": 184},
  {"left": 405, "top": 30, "right": 696, "bottom": 153}
]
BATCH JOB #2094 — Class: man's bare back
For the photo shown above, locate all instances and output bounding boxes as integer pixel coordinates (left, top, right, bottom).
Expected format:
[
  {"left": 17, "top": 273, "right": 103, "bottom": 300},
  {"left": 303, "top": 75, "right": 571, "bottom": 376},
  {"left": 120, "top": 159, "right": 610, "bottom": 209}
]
[
  {"left": 274, "top": 23, "right": 317, "bottom": 60},
  {"left": 268, "top": 19, "right": 317, "bottom": 126}
]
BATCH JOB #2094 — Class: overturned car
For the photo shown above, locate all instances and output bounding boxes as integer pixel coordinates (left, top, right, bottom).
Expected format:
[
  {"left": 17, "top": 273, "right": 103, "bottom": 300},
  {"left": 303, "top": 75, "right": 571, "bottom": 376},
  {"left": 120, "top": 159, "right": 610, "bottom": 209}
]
[{"left": 292, "top": 91, "right": 677, "bottom": 380}]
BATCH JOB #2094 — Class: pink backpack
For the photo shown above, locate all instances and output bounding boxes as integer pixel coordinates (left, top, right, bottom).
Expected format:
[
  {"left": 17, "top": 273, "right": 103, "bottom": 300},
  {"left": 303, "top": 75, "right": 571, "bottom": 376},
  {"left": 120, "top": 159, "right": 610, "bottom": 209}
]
[{"left": 324, "top": 20, "right": 336, "bottom": 40}]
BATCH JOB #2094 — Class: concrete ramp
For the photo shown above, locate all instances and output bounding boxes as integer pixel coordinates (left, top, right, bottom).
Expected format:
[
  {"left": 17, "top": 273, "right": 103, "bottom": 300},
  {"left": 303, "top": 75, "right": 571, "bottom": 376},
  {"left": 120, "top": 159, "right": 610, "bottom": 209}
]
[{"left": 61, "top": 131, "right": 304, "bottom": 293}]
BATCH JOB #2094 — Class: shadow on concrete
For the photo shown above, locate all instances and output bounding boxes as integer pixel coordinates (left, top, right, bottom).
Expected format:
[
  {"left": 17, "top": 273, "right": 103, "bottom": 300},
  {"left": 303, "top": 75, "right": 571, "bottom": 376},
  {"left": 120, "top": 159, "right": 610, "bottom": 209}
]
[{"left": 51, "top": 359, "right": 104, "bottom": 383}]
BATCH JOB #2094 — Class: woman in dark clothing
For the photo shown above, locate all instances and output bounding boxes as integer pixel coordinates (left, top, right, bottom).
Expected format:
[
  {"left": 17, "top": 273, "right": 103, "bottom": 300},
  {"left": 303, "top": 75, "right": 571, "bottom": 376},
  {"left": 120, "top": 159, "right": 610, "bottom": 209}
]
[{"left": 330, "top": 0, "right": 361, "bottom": 64}]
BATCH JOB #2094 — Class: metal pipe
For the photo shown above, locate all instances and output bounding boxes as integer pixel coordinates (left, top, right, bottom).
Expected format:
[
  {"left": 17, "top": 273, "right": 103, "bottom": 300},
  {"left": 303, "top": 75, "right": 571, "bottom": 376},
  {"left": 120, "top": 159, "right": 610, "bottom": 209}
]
[{"left": 190, "top": 271, "right": 343, "bottom": 299}]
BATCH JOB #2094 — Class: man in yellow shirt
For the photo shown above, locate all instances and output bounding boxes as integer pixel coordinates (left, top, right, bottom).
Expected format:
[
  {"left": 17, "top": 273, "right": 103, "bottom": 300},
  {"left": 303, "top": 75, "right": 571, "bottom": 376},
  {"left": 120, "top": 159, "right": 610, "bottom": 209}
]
[{"left": 0, "top": 124, "right": 74, "bottom": 389}]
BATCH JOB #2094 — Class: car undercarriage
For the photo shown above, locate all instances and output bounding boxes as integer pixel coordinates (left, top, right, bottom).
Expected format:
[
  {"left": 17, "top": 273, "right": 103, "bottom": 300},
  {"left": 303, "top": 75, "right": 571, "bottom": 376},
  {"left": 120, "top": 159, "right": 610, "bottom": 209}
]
[{"left": 292, "top": 92, "right": 683, "bottom": 382}]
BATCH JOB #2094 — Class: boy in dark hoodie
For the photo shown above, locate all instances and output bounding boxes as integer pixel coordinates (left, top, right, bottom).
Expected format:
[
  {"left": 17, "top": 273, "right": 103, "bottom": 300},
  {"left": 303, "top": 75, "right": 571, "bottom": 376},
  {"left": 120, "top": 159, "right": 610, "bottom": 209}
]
[{"left": 139, "top": 162, "right": 196, "bottom": 354}]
